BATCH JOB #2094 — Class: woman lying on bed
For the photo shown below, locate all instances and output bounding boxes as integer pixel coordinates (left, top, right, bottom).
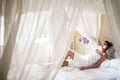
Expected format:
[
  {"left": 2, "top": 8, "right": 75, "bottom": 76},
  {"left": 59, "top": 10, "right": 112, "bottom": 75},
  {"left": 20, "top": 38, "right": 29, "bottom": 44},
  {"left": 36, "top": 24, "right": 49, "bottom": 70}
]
[{"left": 62, "top": 40, "right": 113, "bottom": 70}]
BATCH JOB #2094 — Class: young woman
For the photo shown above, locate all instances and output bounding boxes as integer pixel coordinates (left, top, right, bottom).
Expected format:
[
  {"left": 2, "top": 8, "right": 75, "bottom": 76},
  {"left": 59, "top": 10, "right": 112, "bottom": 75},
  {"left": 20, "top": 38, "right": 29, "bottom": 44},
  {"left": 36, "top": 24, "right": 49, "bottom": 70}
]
[{"left": 62, "top": 40, "right": 113, "bottom": 70}]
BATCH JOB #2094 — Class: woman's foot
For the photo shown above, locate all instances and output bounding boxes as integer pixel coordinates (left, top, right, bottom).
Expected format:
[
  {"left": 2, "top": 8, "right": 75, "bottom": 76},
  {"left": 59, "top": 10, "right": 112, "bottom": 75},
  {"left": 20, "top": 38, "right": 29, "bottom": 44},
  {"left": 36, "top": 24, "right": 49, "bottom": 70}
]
[{"left": 62, "top": 61, "right": 68, "bottom": 67}]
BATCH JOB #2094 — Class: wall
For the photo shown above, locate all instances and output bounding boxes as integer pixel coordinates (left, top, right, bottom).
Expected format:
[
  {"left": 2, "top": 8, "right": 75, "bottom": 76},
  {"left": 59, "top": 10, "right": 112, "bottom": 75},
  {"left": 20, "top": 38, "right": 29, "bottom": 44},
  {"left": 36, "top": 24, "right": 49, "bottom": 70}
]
[{"left": 99, "top": 15, "right": 112, "bottom": 43}]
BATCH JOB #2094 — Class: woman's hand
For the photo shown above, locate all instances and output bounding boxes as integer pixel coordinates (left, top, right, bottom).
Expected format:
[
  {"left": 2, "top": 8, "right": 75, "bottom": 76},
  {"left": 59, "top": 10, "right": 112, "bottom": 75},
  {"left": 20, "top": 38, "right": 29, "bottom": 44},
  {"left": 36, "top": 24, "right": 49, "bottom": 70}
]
[
  {"left": 96, "top": 49, "right": 102, "bottom": 54},
  {"left": 96, "top": 49, "right": 100, "bottom": 53},
  {"left": 80, "top": 67, "right": 88, "bottom": 70}
]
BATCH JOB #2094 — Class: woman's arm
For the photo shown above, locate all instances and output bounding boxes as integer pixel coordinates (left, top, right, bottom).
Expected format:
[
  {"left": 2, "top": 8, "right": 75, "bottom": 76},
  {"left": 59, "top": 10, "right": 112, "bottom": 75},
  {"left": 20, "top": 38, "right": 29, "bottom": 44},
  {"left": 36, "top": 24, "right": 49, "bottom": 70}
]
[{"left": 80, "top": 53, "right": 108, "bottom": 70}]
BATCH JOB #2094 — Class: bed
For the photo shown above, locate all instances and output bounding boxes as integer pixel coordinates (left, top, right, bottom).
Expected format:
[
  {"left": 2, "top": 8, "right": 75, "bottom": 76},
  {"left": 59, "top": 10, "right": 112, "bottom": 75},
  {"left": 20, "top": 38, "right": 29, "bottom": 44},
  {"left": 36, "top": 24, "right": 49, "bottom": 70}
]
[{"left": 55, "top": 59, "right": 120, "bottom": 80}]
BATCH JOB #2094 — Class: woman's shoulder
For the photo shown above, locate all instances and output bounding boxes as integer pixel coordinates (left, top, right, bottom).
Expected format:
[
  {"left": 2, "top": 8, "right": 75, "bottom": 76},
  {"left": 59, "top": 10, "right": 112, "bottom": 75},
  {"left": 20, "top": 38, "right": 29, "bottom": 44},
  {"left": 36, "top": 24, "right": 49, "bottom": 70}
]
[{"left": 102, "top": 52, "right": 108, "bottom": 58}]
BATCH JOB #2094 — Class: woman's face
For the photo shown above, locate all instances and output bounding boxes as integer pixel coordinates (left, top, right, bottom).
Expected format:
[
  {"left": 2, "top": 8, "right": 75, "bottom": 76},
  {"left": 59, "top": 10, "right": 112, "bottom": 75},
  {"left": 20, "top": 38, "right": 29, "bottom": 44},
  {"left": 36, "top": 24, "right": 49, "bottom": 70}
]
[{"left": 101, "top": 41, "right": 108, "bottom": 50}]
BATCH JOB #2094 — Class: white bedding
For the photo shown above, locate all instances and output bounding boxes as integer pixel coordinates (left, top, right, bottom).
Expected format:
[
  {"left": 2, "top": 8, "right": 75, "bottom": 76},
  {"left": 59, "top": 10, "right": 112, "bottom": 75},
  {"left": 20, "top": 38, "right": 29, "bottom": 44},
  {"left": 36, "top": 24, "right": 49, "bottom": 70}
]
[{"left": 55, "top": 59, "right": 120, "bottom": 80}]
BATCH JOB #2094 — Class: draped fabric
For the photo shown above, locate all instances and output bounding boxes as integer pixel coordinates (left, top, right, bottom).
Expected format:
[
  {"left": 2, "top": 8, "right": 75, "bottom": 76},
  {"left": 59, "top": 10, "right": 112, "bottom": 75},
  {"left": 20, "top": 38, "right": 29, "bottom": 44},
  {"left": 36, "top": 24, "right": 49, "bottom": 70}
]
[
  {"left": 75, "top": 0, "right": 104, "bottom": 46},
  {"left": 84, "top": 0, "right": 105, "bottom": 14},
  {"left": 0, "top": 0, "right": 86, "bottom": 80},
  {"left": 0, "top": 0, "right": 5, "bottom": 56},
  {"left": 0, "top": 0, "right": 120, "bottom": 80},
  {"left": 104, "top": 0, "right": 120, "bottom": 58},
  {"left": 76, "top": 14, "right": 101, "bottom": 45}
]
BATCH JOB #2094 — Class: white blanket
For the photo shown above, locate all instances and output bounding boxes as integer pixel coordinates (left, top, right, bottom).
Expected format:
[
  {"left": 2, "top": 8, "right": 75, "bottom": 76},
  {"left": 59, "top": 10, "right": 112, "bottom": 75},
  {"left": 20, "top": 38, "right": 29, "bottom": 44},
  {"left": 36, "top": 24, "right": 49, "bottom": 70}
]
[
  {"left": 100, "top": 59, "right": 120, "bottom": 80},
  {"left": 55, "top": 59, "right": 120, "bottom": 80}
]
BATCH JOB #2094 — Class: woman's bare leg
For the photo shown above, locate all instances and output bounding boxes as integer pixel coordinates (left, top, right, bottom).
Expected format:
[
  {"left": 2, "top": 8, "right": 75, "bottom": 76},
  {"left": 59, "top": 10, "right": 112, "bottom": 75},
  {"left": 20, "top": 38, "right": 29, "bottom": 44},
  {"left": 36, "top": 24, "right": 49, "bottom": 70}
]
[
  {"left": 62, "top": 50, "right": 74, "bottom": 67},
  {"left": 64, "top": 50, "right": 74, "bottom": 61}
]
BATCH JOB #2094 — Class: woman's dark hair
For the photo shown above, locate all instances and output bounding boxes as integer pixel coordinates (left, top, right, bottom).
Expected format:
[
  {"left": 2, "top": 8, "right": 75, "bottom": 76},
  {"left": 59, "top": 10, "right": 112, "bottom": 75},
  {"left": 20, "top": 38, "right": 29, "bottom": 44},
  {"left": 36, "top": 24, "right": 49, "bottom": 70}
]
[{"left": 105, "top": 40, "right": 113, "bottom": 48}]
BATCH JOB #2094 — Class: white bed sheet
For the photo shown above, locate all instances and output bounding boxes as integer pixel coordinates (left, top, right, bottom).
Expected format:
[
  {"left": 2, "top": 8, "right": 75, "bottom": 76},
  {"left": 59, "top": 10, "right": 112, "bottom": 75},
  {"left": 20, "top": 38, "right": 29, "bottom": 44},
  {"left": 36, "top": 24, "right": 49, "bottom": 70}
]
[{"left": 55, "top": 59, "right": 120, "bottom": 80}]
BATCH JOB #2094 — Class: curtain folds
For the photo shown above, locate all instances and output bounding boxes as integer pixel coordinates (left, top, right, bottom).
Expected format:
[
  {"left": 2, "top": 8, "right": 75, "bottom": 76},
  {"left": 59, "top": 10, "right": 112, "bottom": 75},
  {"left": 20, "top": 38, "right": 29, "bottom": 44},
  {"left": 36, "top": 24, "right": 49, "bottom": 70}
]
[
  {"left": 104, "top": 0, "right": 120, "bottom": 58},
  {"left": 0, "top": 0, "right": 22, "bottom": 80},
  {"left": 1, "top": 0, "right": 120, "bottom": 80},
  {"left": 0, "top": 0, "right": 87, "bottom": 80},
  {"left": 76, "top": 14, "right": 101, "bottom": 45}
]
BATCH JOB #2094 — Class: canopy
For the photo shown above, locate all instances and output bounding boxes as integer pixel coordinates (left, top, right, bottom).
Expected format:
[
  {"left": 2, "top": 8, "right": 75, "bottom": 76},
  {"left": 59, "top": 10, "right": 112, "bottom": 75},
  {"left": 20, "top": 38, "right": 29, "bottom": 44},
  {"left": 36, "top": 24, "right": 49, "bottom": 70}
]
[{"left": 0, "top": 0, "right": 120, "bottom": 80}]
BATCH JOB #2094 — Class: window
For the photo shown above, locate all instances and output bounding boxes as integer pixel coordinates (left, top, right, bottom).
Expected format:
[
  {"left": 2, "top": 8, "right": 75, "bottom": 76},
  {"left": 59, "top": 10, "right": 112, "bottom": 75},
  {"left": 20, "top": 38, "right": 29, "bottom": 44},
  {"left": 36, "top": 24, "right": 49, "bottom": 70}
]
[{"left": 35, "top": 11, "right": 50, "bottom": 44}]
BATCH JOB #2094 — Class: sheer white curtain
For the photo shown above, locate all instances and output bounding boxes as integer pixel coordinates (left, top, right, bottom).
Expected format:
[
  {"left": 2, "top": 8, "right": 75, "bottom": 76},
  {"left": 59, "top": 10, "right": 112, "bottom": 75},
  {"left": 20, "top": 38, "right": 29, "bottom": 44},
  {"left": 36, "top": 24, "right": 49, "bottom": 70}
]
[
  {"left": 75, "top": 0, "right": 104, "bottom": 45},
  {"left": 76, "top": 14, "right": 101, "bottom": 45},
  {"left": 104, "top": 0, "right": 120, "bottom": 58},
  {"left": 0, "top": 0, "right": 86, "bottom": 80},
  {"left": 43, "top": 1, "right": 86, "bottom": 80},
  {"left": 84, "top": 0, "right": 105, "bottom": 14}
]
